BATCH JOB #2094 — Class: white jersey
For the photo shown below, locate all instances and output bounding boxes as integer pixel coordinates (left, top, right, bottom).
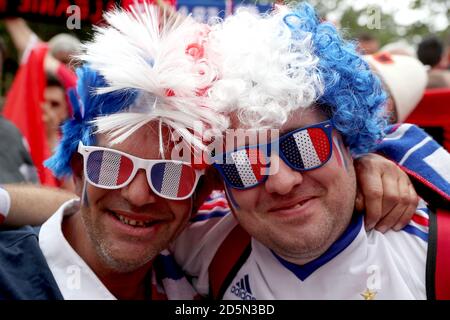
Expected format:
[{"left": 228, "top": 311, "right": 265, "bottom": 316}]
[{"left": 173, "top": 191, "right": 430, "bottom": 300}]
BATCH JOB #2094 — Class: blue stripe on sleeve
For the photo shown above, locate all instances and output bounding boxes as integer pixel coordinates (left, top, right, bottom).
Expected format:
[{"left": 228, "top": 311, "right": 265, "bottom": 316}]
[{"left": 402, "top": 225, "right": 428, "bottom": 242}]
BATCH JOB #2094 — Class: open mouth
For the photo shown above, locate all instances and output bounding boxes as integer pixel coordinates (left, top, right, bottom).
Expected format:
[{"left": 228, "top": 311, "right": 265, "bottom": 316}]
[{"left": 108, "top": 210, "right": 161, "bottom": 228}]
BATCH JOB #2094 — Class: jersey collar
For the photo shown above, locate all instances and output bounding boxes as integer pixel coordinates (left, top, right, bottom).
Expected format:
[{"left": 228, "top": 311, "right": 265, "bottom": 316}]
[{"left": 272, "top": 213, "right": 363, "bottom": 281}]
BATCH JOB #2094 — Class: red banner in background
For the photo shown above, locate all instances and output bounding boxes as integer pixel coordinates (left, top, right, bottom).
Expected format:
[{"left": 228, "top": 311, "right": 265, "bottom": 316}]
[
  {"left": 2, "top": 44, "right": 57, "bottom": 186},
  {"left": 0, "top": 0, "right": 175, "bottom": 25},
  {"left": 0, "top": 0, "right": 117, "bottom": 24}
]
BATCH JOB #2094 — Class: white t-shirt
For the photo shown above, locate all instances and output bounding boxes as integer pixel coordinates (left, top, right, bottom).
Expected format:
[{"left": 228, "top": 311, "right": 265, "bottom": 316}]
[{"left": 174, "top": 193, "right": 430, "bottom": 300}]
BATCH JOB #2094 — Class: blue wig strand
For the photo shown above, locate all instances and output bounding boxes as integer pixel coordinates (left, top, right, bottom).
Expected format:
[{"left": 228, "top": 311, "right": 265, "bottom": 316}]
[
  {"left": 285, "top": 2, "right": 387, "bottom": 154},
  {"left": 45, "top": 65, "right": 138, "bottom": 177}
]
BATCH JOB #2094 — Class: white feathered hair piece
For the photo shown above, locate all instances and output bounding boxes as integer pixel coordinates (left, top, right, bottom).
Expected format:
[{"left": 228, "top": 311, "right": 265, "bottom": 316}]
[
  {"left": 81, "top": 4, "right": 228, "bottom": 152},
  {"left": 205, "top": 6, "right": 324, "bottom": 129}
]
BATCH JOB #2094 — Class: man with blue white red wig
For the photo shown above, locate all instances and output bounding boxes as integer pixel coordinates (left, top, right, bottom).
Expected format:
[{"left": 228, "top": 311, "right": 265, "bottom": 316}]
[
  {"left": 0, "top": 4, "right": 230, "bottom": 300},
  {"left": 172, "top": 3, "right": 450, "bottom": 300}
]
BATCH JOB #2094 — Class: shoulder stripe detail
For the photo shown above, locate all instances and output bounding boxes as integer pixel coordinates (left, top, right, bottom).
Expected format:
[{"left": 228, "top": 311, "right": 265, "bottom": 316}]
[
  {"left": 415, "top": 208, "right": 430, "bottom": 219},
  {"left": 412, "top": 214, "right": 429, "bottom": 227},
  {"left": 402, "top": 224, "right": 428, "bottom": 242},
  {"left": 409, "top": 219, "right": 429, "bottom": 233}
]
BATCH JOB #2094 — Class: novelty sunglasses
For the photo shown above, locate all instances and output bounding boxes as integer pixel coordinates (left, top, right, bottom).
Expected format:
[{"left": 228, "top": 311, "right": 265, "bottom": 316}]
[
  {"left": 77, "top": 142, "right": 204, "bottom": 200},
  {"left": 212, "top": 120, "right": 333, "bottom": 190}
]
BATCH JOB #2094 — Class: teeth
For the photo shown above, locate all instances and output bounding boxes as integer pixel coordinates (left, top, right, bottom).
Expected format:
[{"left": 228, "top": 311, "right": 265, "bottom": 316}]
[{"left": 116, "top": 214, "right": 153, "bottom": 228}]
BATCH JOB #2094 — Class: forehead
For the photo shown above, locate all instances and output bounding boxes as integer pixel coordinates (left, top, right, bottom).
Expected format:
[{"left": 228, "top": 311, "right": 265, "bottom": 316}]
[
  {"left": 279, "top": 107, "right": 328, "bottom": 135},
  {"left": 96, "top": 122, "right": 175, "bottom": 160},
  {"left": 44, "top": 86, "right": 66, "bottom": 97},
  {"left": 230, "top": 106, "right": 328, "bottom": 137}
]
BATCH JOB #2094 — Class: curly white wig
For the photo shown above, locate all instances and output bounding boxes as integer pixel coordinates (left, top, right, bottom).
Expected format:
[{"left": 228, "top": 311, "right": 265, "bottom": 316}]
[
  {"left": 205, "top": 5, "right": 324, "bottom": 129},
  {"left": 80, "top": 4, "right": 229, "bottom": 152}
]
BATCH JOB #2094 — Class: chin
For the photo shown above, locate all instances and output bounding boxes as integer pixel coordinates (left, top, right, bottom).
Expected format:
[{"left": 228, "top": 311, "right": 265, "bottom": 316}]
[
  {"left": 268, "top": 220, "right": 333, "bottom": 252},
  {"left": 270, "top": 234, "right": 331, "bottom": 263},
  {"left": 103, "top": 251, "right": 154, "bottom": 273},
  {"left": 98, "top": 242, "right": 157, "bottom": 273}
]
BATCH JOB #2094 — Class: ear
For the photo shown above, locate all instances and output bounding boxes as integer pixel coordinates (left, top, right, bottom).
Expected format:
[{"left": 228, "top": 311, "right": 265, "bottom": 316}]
[{"left": 70, "top": 153, "right": 84, "bottom": 196}]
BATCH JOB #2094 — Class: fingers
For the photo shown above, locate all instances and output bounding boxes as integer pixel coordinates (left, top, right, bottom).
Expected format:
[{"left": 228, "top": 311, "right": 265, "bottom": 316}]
[
  {"left": 375, "top": 170, "right": 419, "bottom": 233},
  {"left": 358, "top": 171, "right": 383, "bottom": 231},
  {"left": 393, "top": 183, "right": 419, "bottom": 231},
  {"left": 374, "top": 170, "right": 409, "bottom": 233},
  {"left": 355, "top": 153, "right": 420, "bottom": 233}
]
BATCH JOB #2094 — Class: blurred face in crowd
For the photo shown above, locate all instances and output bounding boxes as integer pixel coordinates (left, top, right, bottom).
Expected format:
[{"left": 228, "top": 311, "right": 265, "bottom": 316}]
[
  {"left": 42, "top": 85, "right": 69, "bottom": 131},
  {"left": 358, "top": 39, "right": 380, "bottom": 55},
  {"left": 224, "top": 108, "right": 357, "bottom": 265},
  {"left": 71, "top": 125, "right": 196, "bottom": 272}
]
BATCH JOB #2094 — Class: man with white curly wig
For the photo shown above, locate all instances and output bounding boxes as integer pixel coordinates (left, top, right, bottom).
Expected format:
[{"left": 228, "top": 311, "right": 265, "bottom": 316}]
[
  {"left": 0, "top": 4, "right": 230, "bottom": 300},
  {"left": 173, "top": 3, "right": 450, "bottom": 300}
]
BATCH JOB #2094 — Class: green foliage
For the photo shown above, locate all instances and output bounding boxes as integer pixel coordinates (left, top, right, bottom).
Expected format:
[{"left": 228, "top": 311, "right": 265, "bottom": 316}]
[{"left": 268, "top": 0, "right": 449, "bottom": 45}]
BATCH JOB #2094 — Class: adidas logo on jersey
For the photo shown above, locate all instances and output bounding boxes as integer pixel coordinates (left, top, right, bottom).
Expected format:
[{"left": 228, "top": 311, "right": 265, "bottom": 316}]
[{"left": 230, "top": 274, "right": 256, "bottom": 300}]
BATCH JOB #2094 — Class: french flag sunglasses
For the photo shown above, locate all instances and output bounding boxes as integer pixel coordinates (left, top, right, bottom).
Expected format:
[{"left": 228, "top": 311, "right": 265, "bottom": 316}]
[
  {"left": 77, "top": 142, "right": 204, "bottom": 200},
  {"left": 212, "top": 120, "right": 333, "bottom": 190}
]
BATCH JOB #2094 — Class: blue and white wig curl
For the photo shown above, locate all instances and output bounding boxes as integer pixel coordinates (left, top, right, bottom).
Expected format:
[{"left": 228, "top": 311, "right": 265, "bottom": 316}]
[{"left": 206, "top": 2, "right": 387, "bottom": 154}]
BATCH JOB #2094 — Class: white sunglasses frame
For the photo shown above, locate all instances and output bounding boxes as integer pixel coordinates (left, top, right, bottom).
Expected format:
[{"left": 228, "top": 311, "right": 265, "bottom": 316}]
[{"left": 77, "top": 141, "right": 204, "bottom": 201}]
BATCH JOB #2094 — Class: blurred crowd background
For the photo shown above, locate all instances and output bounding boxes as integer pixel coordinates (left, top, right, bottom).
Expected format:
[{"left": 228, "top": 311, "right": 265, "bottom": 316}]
[{"left": 0, "top": 0, "right": 449, "bottom": 191}]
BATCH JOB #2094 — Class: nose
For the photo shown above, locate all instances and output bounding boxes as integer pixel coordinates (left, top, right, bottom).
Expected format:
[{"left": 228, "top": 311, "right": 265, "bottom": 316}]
[
  {"left": 264, "top": 154, "right": 303, "bottom": 195},
  {"left": 121, "top": 169, "right": 158, "bottom": 206}
]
